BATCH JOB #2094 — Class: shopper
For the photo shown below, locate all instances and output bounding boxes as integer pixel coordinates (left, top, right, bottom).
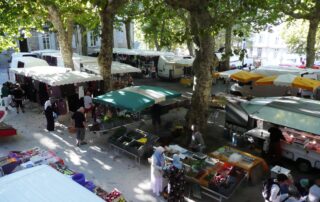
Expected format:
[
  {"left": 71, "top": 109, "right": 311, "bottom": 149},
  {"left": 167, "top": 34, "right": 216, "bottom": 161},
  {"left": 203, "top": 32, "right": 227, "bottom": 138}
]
[
  {"left": 263, "top": 174, "right": 288, "bottom": 202},
  {"left": 12, "top": 84, "right": 25, "bottom": 113},
  {"left": 281, "top": 185, "right": 303, "bottom": 202},
  {"left": 1, "top": 82, "right": 10, "bottom": 110},
  {"left": 150, "top": 146, "right": 165, "bottom": 197},
  {"left": 308, "top": 178, "right": 320, "bottom": 202},
  {"left": 164, "top": 154, "right": 185, "bottom": 202},
  {"left": 72, "top": 107, "right": 87, "bottom": 147},
  {"left": 44, "top": 98, "right": 55, "bottom": 131},
  {"left": 151, "top": 104, "right": 161, "bottom": 133},
  {"left": 189, "top": 125, "right": 205, "bottom": 152},
  {"left": 267, "top": 125, "right": 284, "bottom": 164},
  {"left": 83, "top": 91, "right": 93, "bottom": 119},
  {"left": 295, "top": 178, "right": 310, "bottom": 198}
]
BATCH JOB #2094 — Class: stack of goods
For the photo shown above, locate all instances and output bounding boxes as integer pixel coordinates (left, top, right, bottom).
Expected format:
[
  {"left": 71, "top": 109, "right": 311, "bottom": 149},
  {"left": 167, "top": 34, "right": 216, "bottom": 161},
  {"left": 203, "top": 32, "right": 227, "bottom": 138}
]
[{"left": 96, "top": 187, "right": 126, "bottom": 202}]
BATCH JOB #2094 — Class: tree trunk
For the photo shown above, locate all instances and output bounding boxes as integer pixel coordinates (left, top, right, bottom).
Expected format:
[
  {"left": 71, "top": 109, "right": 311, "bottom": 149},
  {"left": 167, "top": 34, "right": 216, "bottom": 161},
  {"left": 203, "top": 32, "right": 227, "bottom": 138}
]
[
  {"left": 187, "top": 39, "right": 194, "bottom": 56},
  {"left": 185, "top": 12, "right": 215, "bottom": 133},
  {"left": 80, "top": 25, "right": 88, "bottom": 56},
  {"left": 225, "top": 24, "right": 232, "bottom": 70},
  {"left": 154, "top": 32, "right": 161, "bottom": 51},
  {"left": 306, "top": 19, "right": 319, "bottom": 68},
  {"left": 47, "top": 5, "right": 74, "bottom": 70},
  {"left": 125, "top": 19, "right": 132, "bottom": 49},
  {"left": 98, "top": 10, "right": 114, "bottom": 92}
]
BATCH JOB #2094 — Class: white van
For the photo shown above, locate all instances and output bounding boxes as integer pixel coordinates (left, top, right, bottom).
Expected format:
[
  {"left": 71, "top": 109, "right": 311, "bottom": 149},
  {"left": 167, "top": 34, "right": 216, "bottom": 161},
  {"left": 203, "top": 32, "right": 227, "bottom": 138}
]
[
  {"left": 8, "top": 52, "right": 38, "bottom": 63},
  {"left": 31, "top": 49, "right": 59, "bottom": 58},
  {"left": 41, "top": 52, "right": 81, "bottom": 67},
  {"left": 9, "top": 57, "right": 49, "bottom": 82},
  {"left": 157, "top": 55, "right": 194, "bottom": 80}
]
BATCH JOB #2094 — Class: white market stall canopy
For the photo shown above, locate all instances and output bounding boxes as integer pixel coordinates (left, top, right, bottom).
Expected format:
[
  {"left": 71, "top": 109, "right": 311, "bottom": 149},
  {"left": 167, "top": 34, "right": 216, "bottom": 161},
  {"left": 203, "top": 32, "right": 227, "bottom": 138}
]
[
  {"left": 160, "top": 55, "right": 194, "bottom": 67},
  {"left": 9, "top": 66, "right": 71, "bottom": 77},
  {"left": 113, "top": 48, "right": 175, "bottom": 57},
  {"left": 33, "top": 71, "right": 102, "bottom": 86},
  {"left": 0, "top": 165, "right": 104, "bottom": 202},
  {"left": 82, "top": 61, "right": 141, "bottom": 75}
]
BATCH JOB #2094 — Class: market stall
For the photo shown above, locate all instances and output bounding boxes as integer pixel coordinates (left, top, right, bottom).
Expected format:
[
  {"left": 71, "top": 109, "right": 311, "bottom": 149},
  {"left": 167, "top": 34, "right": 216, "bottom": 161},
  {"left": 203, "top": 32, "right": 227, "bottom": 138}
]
[
  {"left": 232, "top": 96, "right": 320, "bottom": 172},
  {"left": 0, "top": 148, "right": 126, "bottom": 202},
  {"left": 163, "top": 145, "right": 248, "bottom": 202},
  {"left": 209, "top": 146, "right": 268, "bottom": 183}
]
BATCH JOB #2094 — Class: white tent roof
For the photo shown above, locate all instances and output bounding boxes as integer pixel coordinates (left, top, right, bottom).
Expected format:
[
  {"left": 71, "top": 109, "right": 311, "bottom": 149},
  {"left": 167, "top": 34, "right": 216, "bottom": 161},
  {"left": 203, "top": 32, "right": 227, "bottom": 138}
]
[
  {"left": 33, "top": 71, "right": 102, "bottom": 86},
  {"left": 9, "top": 66, "right": 71, "bottom": 77},
  {"left": 112, "top": 48, "right": 175, "bottom": 57},
  {"left": 82, "top": 61, "right": 141, "bottom": 75},
  {"left": 0, "top": 165, "right": 104, "bottom": 202}
]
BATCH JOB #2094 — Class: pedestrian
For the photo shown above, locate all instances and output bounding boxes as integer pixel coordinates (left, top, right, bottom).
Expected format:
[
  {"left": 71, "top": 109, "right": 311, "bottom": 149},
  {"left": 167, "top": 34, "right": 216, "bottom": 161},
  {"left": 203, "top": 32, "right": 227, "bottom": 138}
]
[
  {"left": 1, "top": 82, "right": 10, "bottom": 111},
  {"left": 295, "top": 178, "right": 310, "bottom": 198},
  {"left": 189, "top": 125, "right": 205, "bottom": 153},
  {"left": 151, "top": 146, "right": 165, "bottom": 197},
  {"left": 151, "top": 104, "right": 162, "bottom": 133},
  {"left": 12, "top": 84, "right": 25, "bottom": 113},
  {"left": 264, "top": 174, "right": 289, "bottom": 202},
  {"left": 83, "top": 91, "right": 94, "bottom": 119},
  {"left": 44, "top": 98, "right": 55, "bottom": 131},
  {"left": 281, "top": 185, "right": 303, "bottom": 202},
  {"left": 72, "top": 107, "right": 87, "bottom": 147},
  {"left": 267, "top": 125, "right": 284, "bottom": 164},
  {"left": 308, "top": 178, "right": 320, "bottom": 202},
  {"left": 163, "top": 154, "right": 186, "bottom": 202}
]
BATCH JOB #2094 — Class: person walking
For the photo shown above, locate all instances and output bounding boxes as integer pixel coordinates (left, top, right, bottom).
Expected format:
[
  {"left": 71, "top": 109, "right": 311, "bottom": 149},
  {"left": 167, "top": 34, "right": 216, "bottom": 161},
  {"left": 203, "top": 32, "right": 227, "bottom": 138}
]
[
  {"left": 44, "top": 98, "right": 55, "bottom": 131},
  {"left": 72, "top": 107, "right": 87, "bottom": 147},
  {"left": 164, "top": 154, "right": 186, "bottom": 202},
  {"left": 12, "top": 84, "right": 25, "bottom": 113},
  {"left": 83, "top": 91, "right": 94, "bottom": 119},
  {"left": 1, "top": 82, "right": 10, "bottom": 111},
  {"left": 150, "top": 146, "right": 165, "bottom": 197},
  {"left": 308, "top": 178, "right": 320, "bottom": 202},
  {"left": 265, "top": 174, "right": 289, "bottom": 202}
]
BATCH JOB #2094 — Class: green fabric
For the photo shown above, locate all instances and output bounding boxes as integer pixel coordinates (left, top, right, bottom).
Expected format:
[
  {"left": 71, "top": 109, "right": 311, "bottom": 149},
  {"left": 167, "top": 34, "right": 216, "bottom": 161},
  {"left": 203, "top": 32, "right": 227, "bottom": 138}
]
[
  {"left": 242, "top": 97, "right": 320, "bottom": 135},
  {"left": 138, "top": 85, "right": 181, "bottom": 99},
  {"left": 93, "top": 85, "right": 181, "bottom": 112},
  {"left": 93, "top": 90, "right": 155, "bottom": 112}
]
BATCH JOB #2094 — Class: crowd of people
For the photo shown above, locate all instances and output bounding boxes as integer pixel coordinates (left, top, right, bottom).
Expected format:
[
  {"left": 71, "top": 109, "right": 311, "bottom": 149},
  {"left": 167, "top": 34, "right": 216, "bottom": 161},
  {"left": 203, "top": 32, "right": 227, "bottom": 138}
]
[{"left": 265, "top": 174, "right": 320, "bottom": 202}]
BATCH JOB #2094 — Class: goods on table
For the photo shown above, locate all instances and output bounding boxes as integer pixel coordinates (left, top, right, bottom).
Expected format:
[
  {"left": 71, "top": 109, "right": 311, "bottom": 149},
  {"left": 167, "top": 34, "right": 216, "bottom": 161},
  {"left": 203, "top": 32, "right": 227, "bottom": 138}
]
[
  {"left": 109, "top": 128, "right": 158, "bottom": 157},
  {"left": 0, "top": 148, "right": 126, "bottom": 202}
]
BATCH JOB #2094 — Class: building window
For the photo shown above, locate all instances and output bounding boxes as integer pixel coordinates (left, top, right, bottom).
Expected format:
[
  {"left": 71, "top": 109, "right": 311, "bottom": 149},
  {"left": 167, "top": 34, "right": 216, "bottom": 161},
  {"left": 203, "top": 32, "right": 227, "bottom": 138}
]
[
  {"left": 275, "top": 36, "right": 279, "bottom": 43},
  {"left": 257, "top": 48, "right": 262, "bottom": 57},
  {"left": 89, "top": 31, "right": 97, "bottom": 47},
  {"left": 42, "top": 33, "right": 50, "bottom": 49},
  {"left": 274, "top": 48, "right": 279, "bottom": 57}
]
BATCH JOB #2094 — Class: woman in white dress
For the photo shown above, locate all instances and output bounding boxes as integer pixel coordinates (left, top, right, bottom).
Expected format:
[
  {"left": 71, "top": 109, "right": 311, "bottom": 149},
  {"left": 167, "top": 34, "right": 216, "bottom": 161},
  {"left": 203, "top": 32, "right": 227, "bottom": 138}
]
[{"left": 151, "top": 146, "right": 165, "bottom": 196}]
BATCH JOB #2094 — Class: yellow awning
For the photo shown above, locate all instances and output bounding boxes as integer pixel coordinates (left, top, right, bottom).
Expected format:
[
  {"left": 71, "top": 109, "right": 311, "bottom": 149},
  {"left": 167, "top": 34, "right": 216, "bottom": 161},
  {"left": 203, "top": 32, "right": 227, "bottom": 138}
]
[
  {"left": 293, "top": 77, "right": 320, "bottom": 91},
  {"left": 230, "top": 71, "right": 264, "bottom": 83},
  {"left": 255, "top": 75, "right": 278, "bottom": 86}
]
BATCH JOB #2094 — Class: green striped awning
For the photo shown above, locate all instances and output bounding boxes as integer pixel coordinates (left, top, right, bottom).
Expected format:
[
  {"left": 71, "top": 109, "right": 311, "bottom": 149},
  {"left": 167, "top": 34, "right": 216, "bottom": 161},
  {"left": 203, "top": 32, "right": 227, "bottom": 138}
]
[{"left": 93, "top": 85, "right": 181, "bottom": 112}]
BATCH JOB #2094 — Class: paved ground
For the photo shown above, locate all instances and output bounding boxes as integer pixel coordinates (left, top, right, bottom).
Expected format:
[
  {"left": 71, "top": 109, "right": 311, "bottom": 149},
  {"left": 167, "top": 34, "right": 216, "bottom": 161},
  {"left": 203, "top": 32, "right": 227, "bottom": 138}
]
[{"left": 1, "top": 75, "right": 318, "bottom": 202}]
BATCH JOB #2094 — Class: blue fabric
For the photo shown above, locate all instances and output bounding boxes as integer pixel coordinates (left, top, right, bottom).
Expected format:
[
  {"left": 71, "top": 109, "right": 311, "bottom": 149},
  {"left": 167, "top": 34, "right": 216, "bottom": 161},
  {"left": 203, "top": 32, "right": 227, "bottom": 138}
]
[
  {"left": 153, "top": 147, "right": 165, "bottom": 167},
  {"left": 172, "top": 154, "right": 182, "bottom": 169}
]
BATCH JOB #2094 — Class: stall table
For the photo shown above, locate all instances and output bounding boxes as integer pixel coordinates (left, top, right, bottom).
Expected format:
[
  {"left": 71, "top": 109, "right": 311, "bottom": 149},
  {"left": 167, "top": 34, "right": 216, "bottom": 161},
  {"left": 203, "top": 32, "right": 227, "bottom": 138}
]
[
  {"left": 209, "top": 146, "right": 268, "bottom": 184},
  {"left": 164, "top": 145, "right": 248, "bottom": 202}
]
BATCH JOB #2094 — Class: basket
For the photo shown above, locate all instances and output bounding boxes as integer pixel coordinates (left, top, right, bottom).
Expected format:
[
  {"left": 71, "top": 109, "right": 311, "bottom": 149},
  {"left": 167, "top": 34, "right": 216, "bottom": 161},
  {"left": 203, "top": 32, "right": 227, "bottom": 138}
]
[{"left": 68, "top": 126, "right": 77, "bottom": 134}]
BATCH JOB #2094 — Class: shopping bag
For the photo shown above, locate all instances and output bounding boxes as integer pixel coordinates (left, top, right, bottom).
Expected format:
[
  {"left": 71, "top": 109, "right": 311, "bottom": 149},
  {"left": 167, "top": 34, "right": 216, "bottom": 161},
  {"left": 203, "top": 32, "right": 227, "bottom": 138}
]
[{"left": 68, "top": 126, "right": 77, "bottom": 134}]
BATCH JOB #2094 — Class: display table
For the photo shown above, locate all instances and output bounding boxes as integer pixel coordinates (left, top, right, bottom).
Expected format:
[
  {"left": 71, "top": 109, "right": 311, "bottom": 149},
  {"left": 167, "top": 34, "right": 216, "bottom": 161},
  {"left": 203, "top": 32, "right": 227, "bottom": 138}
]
[
  {"left": 164, "top": 145, "right": 248, "bottom": 202},
  {"left": 109, "top": 128, "right": 159, "bottom": 164},
  {"left": 209, "top": 146, "right": 268, "bottom": 184}
]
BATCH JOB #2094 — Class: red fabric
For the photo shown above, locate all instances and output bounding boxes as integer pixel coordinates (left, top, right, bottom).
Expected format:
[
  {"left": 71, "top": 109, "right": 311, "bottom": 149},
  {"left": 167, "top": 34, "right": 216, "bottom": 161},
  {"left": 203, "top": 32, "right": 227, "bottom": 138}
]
[
  {"left": 0, "top": 111, "right": 5, "bottom": 120},
  {"left": 0, "top": 128, "right": 17, "bottom": 136}
]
